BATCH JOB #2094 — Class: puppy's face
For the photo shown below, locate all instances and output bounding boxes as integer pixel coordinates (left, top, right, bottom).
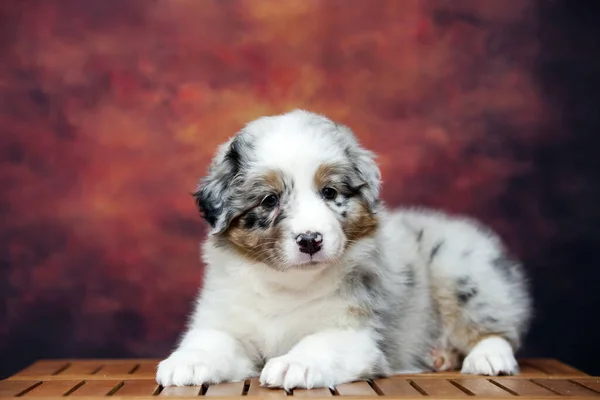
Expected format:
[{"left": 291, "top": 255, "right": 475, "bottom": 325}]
[{"left": 194, "top": 110, "right": 381, "bottom": 270}]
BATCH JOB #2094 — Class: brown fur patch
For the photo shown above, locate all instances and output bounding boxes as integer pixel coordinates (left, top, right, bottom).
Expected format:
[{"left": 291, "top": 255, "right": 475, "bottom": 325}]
[
  {"left": 222, "top": 169, "right": 285, "bottom": 266},
  {"left": 343, "top": 202, "right": 378, "bottom": 243},
  {"left": 347, "top": 305, "right": 372, "bottom": 318},
  {"left": 430, "top": 277, "right": 516, "bottom": 358},
  {"left": 313, "top": 163, "right": 340, "bottom": 188},
  {"left": 314, "top": 163, "right": 378, "bottom": 243},
  {"left": 225, "top": 215, "right": 283, "bottom": 266},
  {"left": 261, "top": 169, "right": 285, "bottom": 194}
]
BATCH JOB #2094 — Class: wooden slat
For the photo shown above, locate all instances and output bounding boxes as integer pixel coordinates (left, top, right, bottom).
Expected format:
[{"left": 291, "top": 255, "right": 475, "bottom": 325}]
[
  {"left": 204, "top": 381, "right": 246, "bottom": 396},
  {"left": 246, "top": 378, "right": 288, "bottom": 397},
  {"left": 113, "top": 380, "right": 159, "bottom": 396},
  {"left": 533, "top": 379, "right": 599, "bottom": 396},
  {"left": 0, "top": 380, "right": 41, "bottom": 397},
  {"left": 22, "top": 380, "right": 83, "bottom": 396},
  {"left": 452, "top": 378, "right": 513, "bottom": 397},
  {"left": 518, "top": 361, "right": 551, "bottom": 376},
  {"left": 335, "top": 381, "right": 377, "bottom": 396},
  {"left": 410, "top": 378, "right": 469, "bottom": 397},
  {"left": 96, "top": 363, "right": 138, "bottom": 376},
  {"left": 57, "top": 363, "right": 103, "bottom": 376},
  {"left": 292, "top": 387, "right": 333, "bottom": 397},
  {"left": 131, "top": 362, "right": 157, "bottom": 378},
  {"left": 159, "top": 385, "right": 202, "bottom": 396},
  {"left": 492, "top": 378, "right": 558, "bottom": 396},
  {"left": 573, "top": 379, "right": 600, "bottom": 394},
  {"left": 372, "top": 377, "right": 423, "bottom": 396},
  {"left": 14, "top": 361, "right": 70, "bottom": 377},
  {"left": 69, "top": 380, "right": 123, "bottom": 396},
  {"left": 526, "top": 359, "right": 588, "bottom": 376},
  {"left": 21, "top": 359, "right": 160, "bottom": 365}
]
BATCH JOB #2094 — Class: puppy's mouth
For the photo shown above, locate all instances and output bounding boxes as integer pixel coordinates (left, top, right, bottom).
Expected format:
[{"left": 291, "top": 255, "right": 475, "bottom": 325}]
[
  {"left": 287, "top": 252, "right": 336, "bottom": 270},
  {"left": 291, "top": 259, "right": 326, "bottom": 270}
]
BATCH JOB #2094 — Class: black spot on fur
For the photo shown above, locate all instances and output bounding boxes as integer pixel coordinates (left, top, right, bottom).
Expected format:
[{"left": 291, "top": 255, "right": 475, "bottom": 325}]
[
  {"left": 457, "top": 276, "right": 470, "bottom": 286},
  {"left": 456, "top": 276, "right": 478, "bottom": 304},
  {"left": 341, "top": 180, "right": 362, "bottom": 197},
  {"left": 193, "top": 187, "right": 219, "bottom": 227},
  {"left": 244, "top": 209, "right": 276, "bottom": 230},
  {"left": 403, "top": 265, "right": 416, "bottom": 287},
  {"left": 243, "top": 212, "right": 259, "bottom": 229},
  {"left": 341, "top": 211, "right": 347, "bottom": 218},
  {"left": 274, "top": 212, "right": 286, "bottom": 226},
  {"left": 257, "top": 217, "right": 270, "bottom": 229},
  {"left": 224, "top": 137, "right": 243, "bottom": 175},
  {"left": 360, "top": 271, "right": 377, "bottom": 293},
  {"left": 429, "top": 241, "right": 444, "bottom": 263},
  {"left": 346, "top": 269, "right": 380, "bottom": 297},
  {"left": 457, "top": 286, "right": 478, "bottom": 304},
  {"left": 416, "top": 229, "right": 424, "bottom": 243}
]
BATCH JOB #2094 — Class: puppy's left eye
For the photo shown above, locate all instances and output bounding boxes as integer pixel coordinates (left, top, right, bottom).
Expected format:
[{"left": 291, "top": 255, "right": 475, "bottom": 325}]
[
  {"left": 321, "top": 187, "right": 338, "bottom": 200},
  {"left": 261, "top": 194, "right": 279, "bottom": 208}
]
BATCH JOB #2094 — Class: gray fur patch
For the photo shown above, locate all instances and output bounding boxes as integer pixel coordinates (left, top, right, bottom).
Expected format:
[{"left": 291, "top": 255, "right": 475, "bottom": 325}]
[
  {"left": 456, "top": 277, "right": 478, "bottom": 304},
  {"left": 429, "top": 241, "right": 444, "bottom": 264},
  {"left": 492, "top": 255, "right": 520, "bottom": 281}
]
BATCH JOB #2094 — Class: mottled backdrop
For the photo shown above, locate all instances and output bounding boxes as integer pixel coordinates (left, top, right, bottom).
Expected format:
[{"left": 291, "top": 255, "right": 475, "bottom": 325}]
[{"left": 1, "top": 0, "right": 599, "bottom": 378}]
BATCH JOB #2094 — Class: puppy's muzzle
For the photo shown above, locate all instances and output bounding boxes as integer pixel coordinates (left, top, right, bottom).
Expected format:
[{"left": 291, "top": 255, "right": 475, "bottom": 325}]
[{"left": 295, "top": 231, "right": 323, "bottom": 255}]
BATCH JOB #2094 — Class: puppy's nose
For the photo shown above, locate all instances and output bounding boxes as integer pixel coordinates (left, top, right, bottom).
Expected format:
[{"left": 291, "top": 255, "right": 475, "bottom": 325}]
[{"left": 295, "top": 231, "right": 323, "bottom": 255}]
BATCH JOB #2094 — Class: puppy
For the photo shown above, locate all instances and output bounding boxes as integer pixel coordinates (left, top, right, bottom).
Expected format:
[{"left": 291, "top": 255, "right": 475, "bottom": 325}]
[{"left": 156, "top": 110, "right": 532, "bottom": 389}]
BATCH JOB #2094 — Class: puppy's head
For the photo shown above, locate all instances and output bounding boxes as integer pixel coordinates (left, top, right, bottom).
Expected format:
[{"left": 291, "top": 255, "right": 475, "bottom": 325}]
[{"left": 193, "top": 110, "right": 381, "bottom": 270}]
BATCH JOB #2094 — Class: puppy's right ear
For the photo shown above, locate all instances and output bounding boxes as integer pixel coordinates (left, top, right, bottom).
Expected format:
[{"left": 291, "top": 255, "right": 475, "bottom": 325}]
[{"left": 192, "top": 136, "right": 245, "bottom": 234}]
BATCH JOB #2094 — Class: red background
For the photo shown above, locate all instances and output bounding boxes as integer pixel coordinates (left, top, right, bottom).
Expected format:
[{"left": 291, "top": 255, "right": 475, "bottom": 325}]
[{"left": 1, "top": 0, "right": 599, "bottom": 377}]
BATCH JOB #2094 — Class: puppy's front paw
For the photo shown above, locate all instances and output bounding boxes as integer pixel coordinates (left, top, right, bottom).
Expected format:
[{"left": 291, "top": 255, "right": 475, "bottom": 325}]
[
  {"left": 157, "top": 350, "right": 255, "bottom": 387},
  {"left": 260, "top": 354, "right": 341, "bottom": 390},
  {"left": 461, "top": 336, "right": 518, "bottom": 376}
]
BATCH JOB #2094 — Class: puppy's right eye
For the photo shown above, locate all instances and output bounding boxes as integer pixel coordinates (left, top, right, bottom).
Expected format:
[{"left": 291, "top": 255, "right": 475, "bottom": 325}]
[{"left": 261, "top": 194, "right": 279, "bottom": 209}]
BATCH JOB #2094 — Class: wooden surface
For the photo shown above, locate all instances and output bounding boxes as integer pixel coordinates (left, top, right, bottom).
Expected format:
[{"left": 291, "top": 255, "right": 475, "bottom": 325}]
[{"left": 1, "top": 359, "right": 598, "bottom": 399}]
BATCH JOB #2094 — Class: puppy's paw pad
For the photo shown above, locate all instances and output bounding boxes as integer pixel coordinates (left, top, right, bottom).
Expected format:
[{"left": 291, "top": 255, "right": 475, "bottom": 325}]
[
  {"left": 260, "top": 356, "right": 334, "bottom": 390},
  {"left": 461, "top": 337, "right": 518, "bottom": 376},
  {"left": 156, "top": 351, "right": 221, "bottom": 387}
]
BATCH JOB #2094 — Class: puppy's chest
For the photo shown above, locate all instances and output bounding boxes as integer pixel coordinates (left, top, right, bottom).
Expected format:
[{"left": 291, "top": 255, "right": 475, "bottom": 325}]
[{"left": 227, "top": 282, "right": 356, "bottom": 357}]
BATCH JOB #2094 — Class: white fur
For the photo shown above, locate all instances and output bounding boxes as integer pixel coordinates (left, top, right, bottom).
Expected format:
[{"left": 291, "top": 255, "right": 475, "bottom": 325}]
[
  {"left": 461, "top": 337, "right": 519, "bottom": 375},
  {"left": 157, "top": 110, "right": 531, "bottom": 388},
  {"left": 260, "top": 329, "right": 384, "bottom": 390}
]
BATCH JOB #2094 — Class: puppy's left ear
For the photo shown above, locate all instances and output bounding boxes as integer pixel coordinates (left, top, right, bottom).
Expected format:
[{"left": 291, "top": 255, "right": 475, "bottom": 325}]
[
  {"left": 336, "top": 124, "right": 382, "bottom": 213},
  {"left": 192, "top": 136, "right": 245, "bottom": 234},
  {"left": 348, "top": 145, "right": 382, "bottom": 213}
]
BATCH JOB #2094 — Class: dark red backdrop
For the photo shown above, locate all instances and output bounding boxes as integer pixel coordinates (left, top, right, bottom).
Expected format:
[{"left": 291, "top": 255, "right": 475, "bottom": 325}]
[{"left": 1, "top": 0, "right": 599, "bottom": 378}]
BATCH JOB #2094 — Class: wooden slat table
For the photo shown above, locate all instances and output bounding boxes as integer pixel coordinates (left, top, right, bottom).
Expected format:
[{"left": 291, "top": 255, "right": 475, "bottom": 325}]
[{"left": 1, "top": 359, "right": 598, "bottom": 399}]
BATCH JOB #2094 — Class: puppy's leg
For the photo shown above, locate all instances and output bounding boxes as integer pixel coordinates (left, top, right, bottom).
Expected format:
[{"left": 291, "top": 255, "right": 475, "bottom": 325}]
[
  {"left": 156, "top": 328, "right": 257, "bottom": 387},
  {"left": 430, "top": 259, "right": 528, "bottom": 376},
  {"left": 406, "top": 210, "right": 531, "bottom": 376},
  {"left": 260, "top": 328, "right": 387, "bottom": 390}
]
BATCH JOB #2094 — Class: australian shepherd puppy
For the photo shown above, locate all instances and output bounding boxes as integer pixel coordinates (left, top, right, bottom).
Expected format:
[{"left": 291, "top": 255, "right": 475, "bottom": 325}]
[{"left": 156, "top": 110, "right": 532, "bottom": 390}]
